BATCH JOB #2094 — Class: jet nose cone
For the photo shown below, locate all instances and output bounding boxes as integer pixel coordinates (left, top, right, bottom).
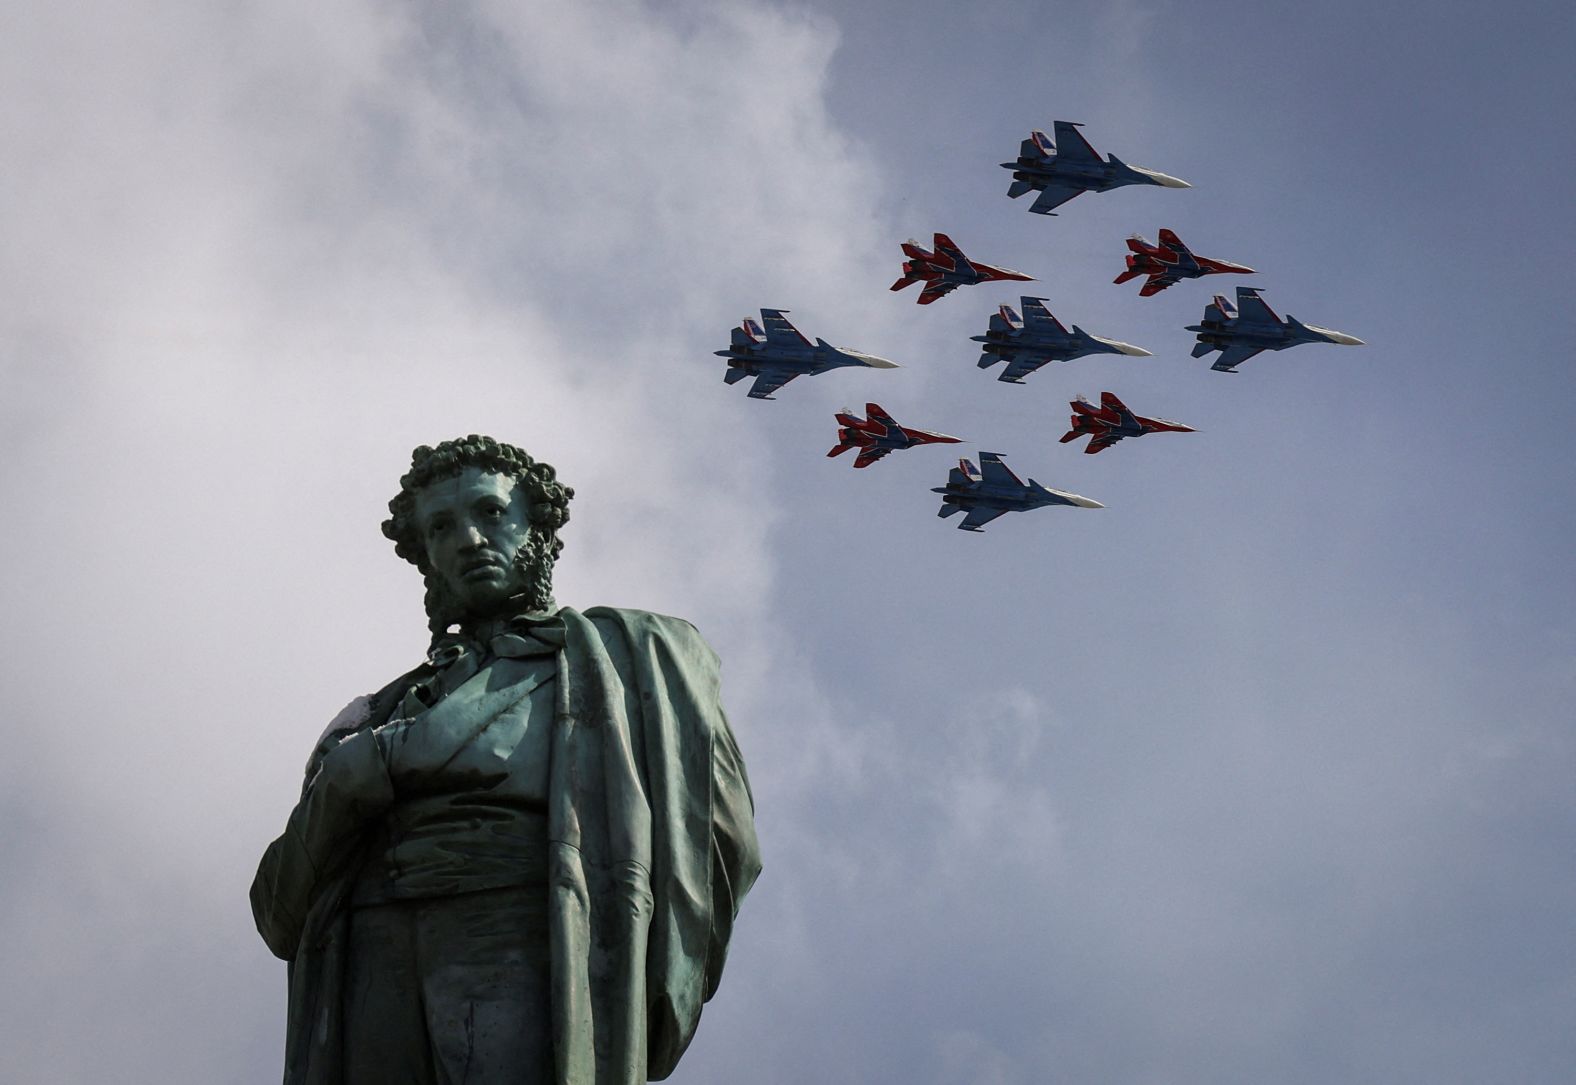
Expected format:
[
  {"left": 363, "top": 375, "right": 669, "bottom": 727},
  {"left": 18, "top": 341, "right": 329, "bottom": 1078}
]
[
  {"left": 1307, "top": 326, "right": 1364, "bottom": 346},
  {"left": 1042, "top": 486, "right": 1104, "bottom": 509},
  {"left": 1094, "top": 337, "right": 1152, "bottom": 357},
  {"left": 859, "top": 355, "right": 902, "bottom": 369},
  {"left": 1135, "top": 167, "right": 1191, "bottom": 189}
]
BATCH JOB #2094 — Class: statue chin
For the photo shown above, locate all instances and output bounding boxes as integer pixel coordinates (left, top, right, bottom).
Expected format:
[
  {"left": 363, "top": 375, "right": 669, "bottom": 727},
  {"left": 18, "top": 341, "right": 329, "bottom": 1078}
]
[
  {"left": 427, "top": 553, "right": 554, "bottom": 633},
  {"left": 454, "top": 580, "right": 524, "bottom": 618}
]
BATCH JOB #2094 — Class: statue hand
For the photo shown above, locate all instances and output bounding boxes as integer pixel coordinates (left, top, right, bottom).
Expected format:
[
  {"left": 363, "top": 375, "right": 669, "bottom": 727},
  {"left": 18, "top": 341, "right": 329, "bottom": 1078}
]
[
  {"left": 310, "top": 727, "right": 394, "bottom": 810},
  {"left": 375, "top": 714, "right": 510, "bottom": 793}
]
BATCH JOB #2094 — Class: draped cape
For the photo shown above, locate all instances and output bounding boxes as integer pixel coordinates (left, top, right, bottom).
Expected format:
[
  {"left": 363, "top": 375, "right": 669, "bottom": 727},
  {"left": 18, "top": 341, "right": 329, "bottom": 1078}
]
[{"left": 250, "top": 607, "right": 762, "bottom": 1083}]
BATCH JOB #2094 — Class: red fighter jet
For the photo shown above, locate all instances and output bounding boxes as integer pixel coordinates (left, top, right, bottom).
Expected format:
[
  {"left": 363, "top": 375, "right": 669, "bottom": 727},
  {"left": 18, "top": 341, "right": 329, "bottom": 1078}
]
[
  {"left": 890, "top": 232, "right": 1034, "bottom": 305},
  {"left": 1060, "top": 392, "right": 1195, "bottom": 454},
  {"left": 828, "top": 402, "right": 961, "bottom": 468},
  {"left": 1114, "top": 228, "right": 1255, "bottom": 297}
]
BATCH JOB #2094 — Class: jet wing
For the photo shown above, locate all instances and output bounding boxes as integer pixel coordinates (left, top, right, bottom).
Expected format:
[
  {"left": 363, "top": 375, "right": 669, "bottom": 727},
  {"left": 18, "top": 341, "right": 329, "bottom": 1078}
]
[
  {"left": 759, "top": 309, "right": 811, "bottom": 346},
  {"left": 930, "top": 234, "right": 965, "bottom": 268},
  {"left": 1018, "top": 298, "right": 1069, "bottom": 335},
  {"left": 1157, "top": 228, "right": 1190, "bottom": 254},
  {"left": 853, "top": 447, "right": 891, "bottom": 469},
  {"left": 959, "top": 506, "right": 1009, "bottom": 532},
  {"left": 1084, "top": 434, "right": 1121, "bottom": 454},
  {"left": 1029, "top": 183, "right": 1084, "bottom": 215},
  {"left": 864, "top": 403, "right": 898, "bottom": 432},
  {"left": 747, "top": 370, "right": 797, "bottom": 399},
  {"left": 1210, "top": 344, "right": 1265, "bottom": 372},
  {"left": 1234, "top": 289, "right": 1281, "bottom": 325},
  {"left": 977, "top": 452, "right": 1025, "bottom": 489},
  {"left": 1138, "top": 273, "right": 1177, "bottom": 296},
  {"left": 998, "top": 354, "right": 1048, "bottom": 384},
  {"left": 1051, "top": 121, "right": 1101, "bottom": 163},
  {"left": 917, "top": 281, "right": 956, "bottom": 305},
  {"left": 1099, "top": 392, "right": 1137, "bottom": 427}
]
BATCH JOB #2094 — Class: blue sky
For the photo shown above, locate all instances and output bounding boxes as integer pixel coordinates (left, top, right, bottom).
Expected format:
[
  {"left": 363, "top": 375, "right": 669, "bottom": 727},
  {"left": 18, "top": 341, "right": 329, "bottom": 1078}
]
[{"left": 2, "top": 2, "right": 1573, "bottom": 1082}]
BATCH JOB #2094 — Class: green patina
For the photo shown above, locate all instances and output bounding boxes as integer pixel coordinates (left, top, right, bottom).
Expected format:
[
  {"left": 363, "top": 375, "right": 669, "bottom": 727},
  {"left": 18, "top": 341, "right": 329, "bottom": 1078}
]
[{"left": 252, "top": 438, "right": 761, "bottom": 1084}]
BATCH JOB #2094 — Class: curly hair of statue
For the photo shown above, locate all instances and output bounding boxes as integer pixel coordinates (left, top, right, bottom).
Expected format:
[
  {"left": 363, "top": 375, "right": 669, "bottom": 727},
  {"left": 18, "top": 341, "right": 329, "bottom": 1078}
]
[{"left": 382, "top": 435, "right": 574, "bottom": 639}]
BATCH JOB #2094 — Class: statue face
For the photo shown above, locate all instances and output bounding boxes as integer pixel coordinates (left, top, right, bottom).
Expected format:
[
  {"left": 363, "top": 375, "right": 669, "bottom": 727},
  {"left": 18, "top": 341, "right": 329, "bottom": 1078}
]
[{"left": 413, "top": 467, "right": 534, "bottom": 619}]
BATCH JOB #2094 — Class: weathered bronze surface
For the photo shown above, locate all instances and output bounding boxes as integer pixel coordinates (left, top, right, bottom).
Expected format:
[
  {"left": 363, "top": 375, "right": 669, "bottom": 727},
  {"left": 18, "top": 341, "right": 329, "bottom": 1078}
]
[{"left": 252, "top": 436, "right": 761, "bottom": 1084}]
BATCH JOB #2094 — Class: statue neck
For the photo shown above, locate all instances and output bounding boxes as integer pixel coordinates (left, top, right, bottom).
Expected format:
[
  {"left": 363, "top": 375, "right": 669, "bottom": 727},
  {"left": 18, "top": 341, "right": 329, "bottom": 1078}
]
[{"left": 458, "top": 598, "right": 559, "bottom": 643}]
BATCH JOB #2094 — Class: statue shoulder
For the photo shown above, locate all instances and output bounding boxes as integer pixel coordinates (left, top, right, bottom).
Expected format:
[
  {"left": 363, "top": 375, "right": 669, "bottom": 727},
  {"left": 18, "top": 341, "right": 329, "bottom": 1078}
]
[
  {"left": 581, "top": 605, "right": 706, "bottom": 641},
  {"left": 578, "top": 606, "right": 721, "bottom": 673}
]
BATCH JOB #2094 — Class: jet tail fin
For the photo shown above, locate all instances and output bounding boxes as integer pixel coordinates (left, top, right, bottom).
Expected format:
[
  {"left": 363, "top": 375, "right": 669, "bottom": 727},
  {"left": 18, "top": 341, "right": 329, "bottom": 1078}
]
[{"left": 945, "top": 459, "right": 980, "bottom": 488}]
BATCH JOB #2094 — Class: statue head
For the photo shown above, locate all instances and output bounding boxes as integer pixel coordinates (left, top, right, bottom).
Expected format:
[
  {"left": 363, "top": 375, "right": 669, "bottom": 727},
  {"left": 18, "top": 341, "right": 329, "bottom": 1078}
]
[{"left": 382, "top": 435, "right": 574, "bottom": 638}]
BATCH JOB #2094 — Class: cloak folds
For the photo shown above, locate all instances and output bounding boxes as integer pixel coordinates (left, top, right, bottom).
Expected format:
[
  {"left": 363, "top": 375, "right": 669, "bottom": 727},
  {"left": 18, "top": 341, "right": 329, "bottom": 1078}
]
[{"left": 251, "top": 607, "right": 762, "bottom": 1084}]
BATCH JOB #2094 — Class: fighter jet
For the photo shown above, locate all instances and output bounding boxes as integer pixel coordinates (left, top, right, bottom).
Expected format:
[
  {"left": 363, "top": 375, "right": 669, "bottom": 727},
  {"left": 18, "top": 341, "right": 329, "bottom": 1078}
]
[
  {"left": 1187, "top": 286, "right": 1364, "bottom": 373},
  {"left": 716, "top": 309, "right": 900, "bottom": 399},
  {"left": 1114, "top": 228, "right": 1255, "bottom": 297},
  {"left": 1001, "top": 121, "right": 1191, "bottom": 216},
  {"left": 828, "top": 403, "right": 962, "bottom": 469},
  {"left": 1059, "top": 392, "right": 1195, "bottom": 454},
  {"left": 890, "top": 233, "right": 1034, "bottom": 305},
  {"left": 972, "top": 297, "right": 1151, "bottom": 384},
  {"left": 932, "top": 452, "right": 1103, "bottom": 532}
]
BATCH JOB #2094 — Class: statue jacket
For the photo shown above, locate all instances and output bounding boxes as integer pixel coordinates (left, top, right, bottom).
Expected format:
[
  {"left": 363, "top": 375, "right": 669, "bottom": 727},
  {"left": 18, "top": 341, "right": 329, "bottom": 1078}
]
[{"left": 250, "top": 606, "right": 762, "bottom": 1084}]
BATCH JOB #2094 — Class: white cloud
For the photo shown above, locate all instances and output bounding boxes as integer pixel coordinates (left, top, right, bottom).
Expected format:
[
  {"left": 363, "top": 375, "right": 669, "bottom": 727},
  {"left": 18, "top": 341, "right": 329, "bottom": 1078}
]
[
  {"left": 0, "top": 3, "right": 884, "bottom": 1080},
  {"left": 7, "top": 3, "right": 1576, "bottom": 1083}
]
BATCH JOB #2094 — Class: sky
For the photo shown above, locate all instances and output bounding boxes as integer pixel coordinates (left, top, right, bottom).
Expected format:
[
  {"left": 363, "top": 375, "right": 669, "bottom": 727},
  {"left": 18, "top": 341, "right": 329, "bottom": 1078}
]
[{"left": 2, "top": 1, "right": 1574, "bottom": 1082}]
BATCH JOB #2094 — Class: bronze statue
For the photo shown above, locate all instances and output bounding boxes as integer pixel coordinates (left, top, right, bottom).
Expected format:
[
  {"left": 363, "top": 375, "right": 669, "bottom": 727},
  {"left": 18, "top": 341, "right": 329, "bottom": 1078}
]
[{"left": 251, "top": 436, "right": 762, "bottom": 1084}]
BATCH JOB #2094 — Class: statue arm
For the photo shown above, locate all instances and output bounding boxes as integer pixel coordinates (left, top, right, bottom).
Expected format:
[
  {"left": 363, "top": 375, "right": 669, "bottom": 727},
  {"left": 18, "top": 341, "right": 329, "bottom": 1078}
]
[{"left": 250, "top": 725, "right": 395, "bottom": 960}]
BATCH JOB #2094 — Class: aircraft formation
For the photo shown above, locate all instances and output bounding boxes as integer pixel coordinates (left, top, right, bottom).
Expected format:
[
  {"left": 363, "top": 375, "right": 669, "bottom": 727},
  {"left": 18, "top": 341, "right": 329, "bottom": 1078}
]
[{"left": 713, "top": 120, "right": 1364, "bottom": 532}]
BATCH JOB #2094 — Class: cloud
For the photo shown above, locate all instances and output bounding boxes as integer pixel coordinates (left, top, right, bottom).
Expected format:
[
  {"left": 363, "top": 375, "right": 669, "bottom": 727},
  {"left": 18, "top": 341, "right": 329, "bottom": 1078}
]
[
  {"left": 7, "top": 4, "right": 1576, "bottom": 1084},
  {"left": 0, "top": 3, "right": 885, "bottom": 1080}
]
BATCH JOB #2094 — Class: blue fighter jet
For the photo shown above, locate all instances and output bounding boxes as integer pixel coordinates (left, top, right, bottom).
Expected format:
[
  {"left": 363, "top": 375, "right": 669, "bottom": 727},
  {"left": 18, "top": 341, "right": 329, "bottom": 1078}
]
[
  {"left": 972, "top": 297, "right": 1151, "bottom": 384},
  {"left": 716, "top": 309, "right": 900, "bottom": 399},
  {"left": 1187, "top": 287, "right": 1364, "bottom": 373},
  {"left": 932, "top": 452, "right": 1103, "bottom": 532},
  {"left": 1002, "top": 121, "right": 1191, "bottom": 216}
]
